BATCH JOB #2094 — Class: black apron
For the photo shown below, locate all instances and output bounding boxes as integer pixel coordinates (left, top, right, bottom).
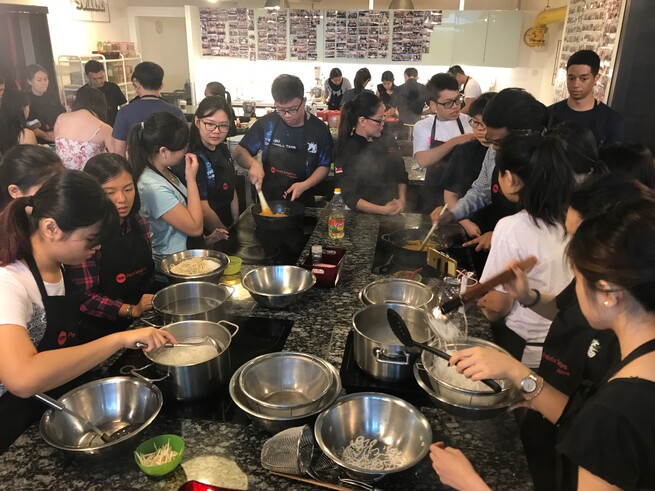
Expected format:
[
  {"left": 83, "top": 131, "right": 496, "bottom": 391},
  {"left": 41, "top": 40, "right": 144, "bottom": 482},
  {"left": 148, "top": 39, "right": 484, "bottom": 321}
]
[
  {"left": 555, "top": 338, "right": 655, "bottom": 491},
  {"left": 0, "top": 256, "right": 85, "bottom": 453},
  {"left": 196, "top": 147, "right": 237, "bottom": 227},
  {"left": 326, "top": 80, "right": 345, "bottom": 110},
  {"left": 419, "top": 117, "right": 465, "bottom": 214},
  {"left": 262, "top": 115, "right": 315, "bottom": 206},
  {"left": 79, "top": 217, "right": 155, "bottom": 342}
]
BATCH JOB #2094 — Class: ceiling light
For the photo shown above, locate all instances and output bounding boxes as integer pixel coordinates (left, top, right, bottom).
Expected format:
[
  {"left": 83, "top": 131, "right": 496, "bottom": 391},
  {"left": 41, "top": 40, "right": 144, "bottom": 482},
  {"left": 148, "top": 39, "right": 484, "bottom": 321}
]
[
  {"left": 388, "top": 0, "right": 414, "bottom": 8},
  {"left": 264, "top": 0, "right": 289, "bottom": 8}
]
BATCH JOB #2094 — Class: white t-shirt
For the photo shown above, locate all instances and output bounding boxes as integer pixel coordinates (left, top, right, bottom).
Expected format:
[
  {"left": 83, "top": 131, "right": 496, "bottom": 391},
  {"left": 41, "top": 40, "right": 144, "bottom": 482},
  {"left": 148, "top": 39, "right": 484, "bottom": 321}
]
[
  {"left": 0, "top": 260, "right": 65, "bottom": 396},
  {"left": 463, "top": 77, "right": 482, "bottom": 99},
  {"left": 413, "top": 114, "right": 472, "bottom": 157},
  {"left": 481, "top": 210, "right": 573, "bottom": 368}
]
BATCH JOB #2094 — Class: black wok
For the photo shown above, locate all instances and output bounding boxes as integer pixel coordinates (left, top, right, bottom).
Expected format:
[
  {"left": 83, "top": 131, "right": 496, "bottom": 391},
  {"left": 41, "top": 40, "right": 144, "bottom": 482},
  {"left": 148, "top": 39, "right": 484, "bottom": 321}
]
[
  {"left": 251, "top": 200, "right": 305, "bottom": 230},
  {"left": 381, "top": 227, "right": 453, "bottom": 267}
]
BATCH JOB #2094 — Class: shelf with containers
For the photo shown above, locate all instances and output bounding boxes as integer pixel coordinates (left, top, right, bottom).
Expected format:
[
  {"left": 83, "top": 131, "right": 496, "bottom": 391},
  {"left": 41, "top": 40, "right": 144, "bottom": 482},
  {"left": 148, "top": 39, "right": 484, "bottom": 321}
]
[{"left": 56, "top": 53, "right": 142, "bottom": 109}]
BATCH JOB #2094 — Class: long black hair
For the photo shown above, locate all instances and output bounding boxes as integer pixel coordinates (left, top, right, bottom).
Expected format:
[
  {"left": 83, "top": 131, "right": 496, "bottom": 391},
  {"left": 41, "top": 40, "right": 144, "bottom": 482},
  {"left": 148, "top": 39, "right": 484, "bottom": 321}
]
[
  {"left": 599, "top": 142, "right": 655, "bottom": 189},
  {"left": 547, "top": 121, "right": 600, "bottom": 176},
  {"left": 334, "top": 92, "right": 382, "bottom": 158},
  {"left": 0, "top": 89, "right": 30, "bottom": 156},
  {"left": 483, "top": 88, "right": 547, "bottom": 132},
  {"left": 0, "top": 170, "right": 118, "bottom": 265},
  {"left": 127, "top": 111, "right": 189, "bottom": 180},
  {"left": 495, "top": 133, "right": 574, "bottom": 227},
  {"left": 0, "top": 145, "right": 64, "bottom": 206},
  {"left": 353, "top": 68, "right": 371, "bottom": 94},
  {"left": 204, "top": 82, "right": 232, "bottom": 106},
  {"left": 84, "top": 153, "right": 141, "bottom": 217},
  {"left": 189, "top": 96, "right": 233, "bottom": 151},
  {"left": 73, "top": 86, "right": 108, "bottom": 123}
]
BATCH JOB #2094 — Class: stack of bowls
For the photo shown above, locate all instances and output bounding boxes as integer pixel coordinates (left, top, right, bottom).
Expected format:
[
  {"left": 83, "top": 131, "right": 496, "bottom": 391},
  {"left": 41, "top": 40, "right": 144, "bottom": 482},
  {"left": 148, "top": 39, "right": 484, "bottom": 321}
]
[
  {"left": 361, "top": 278, "right": 434, "bottom": 310},
  {"left": 229, "top": 352, "right": 341, "bottom": 433},
  {"left": 414, "top": 337, "right": 522, "bottom": 420}
]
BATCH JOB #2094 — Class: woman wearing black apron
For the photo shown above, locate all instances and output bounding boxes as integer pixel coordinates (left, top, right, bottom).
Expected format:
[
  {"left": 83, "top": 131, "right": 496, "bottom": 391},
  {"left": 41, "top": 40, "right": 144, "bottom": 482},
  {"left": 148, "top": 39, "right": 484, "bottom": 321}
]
[
  {"left": 68, "top": 154, "right": 155, "bottom": 343},
  {"left": 0, "top": 171, "right": 174, "bottom": 453},
  {"left": 189, "top": 96, "right": 239, "bottom": 244},
  {"left": 323, "top": 68, "right": 351, "bottom": 110},
  {"left": 430, "top": 194, "right": 655, "bottom": 490}
]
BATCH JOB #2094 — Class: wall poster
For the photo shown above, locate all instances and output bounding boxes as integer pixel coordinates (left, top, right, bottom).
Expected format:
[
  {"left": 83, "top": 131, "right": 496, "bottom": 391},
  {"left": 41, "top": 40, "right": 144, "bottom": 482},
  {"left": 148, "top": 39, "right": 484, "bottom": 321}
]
[
  {"left": 554, "top": 0, "right": 625, "bottom": 102},
  {"left": 324, "top": 10, "right": 390, "bottom": 60},
  {"left": 391, "top": 10, "right": 441, "bottom": 62},
  {"left": 199, "top": 8, "right": 256, "bottom": 59},
  {"left": 290, "top": 10, "right": 321, "bottom": 61},
  {"left": 257, "top": 10, "right": 288, "bottom": 61}
]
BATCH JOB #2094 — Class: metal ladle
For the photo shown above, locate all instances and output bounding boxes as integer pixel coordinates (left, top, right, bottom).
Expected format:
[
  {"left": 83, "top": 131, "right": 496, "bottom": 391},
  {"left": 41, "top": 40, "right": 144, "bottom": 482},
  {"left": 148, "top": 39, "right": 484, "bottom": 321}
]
[{"left": 135, "top": 335, "right": 220, "bottom": 350}]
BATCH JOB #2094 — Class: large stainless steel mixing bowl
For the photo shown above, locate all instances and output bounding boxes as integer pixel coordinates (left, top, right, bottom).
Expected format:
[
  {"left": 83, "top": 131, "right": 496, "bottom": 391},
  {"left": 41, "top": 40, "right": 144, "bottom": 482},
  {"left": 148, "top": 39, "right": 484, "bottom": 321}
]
[
  {"left": 361, "top": 278, "right": 434, "bottom": 310},
  {"left": 314, "top": 392, "right": 432, "bottom": 481},
  {"left": 39, "top": 376, "right": 162, "bottom": 461},
  {"left": 160, "top": 249, "right": 230, "bottom": 284},
  {"left": 242, "top": 265, "right": 316, "bottom": 309}
]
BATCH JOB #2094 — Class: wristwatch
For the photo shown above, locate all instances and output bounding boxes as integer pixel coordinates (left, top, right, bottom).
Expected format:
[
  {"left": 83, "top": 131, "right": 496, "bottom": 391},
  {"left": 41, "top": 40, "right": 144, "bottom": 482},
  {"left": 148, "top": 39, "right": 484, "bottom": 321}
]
[
  {"left": 520, "top": 373, "right": 544, "bottom": 400},
  {"left": 125, "top": 304, "right": 135, "bottom": 319}
]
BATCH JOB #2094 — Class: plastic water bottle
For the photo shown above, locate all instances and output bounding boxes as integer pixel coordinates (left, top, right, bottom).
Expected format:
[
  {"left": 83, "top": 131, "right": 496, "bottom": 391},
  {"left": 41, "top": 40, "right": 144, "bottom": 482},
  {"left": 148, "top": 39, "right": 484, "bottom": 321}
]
[{"left": 328, "top": 188, "right": 346, "bottom": 239}]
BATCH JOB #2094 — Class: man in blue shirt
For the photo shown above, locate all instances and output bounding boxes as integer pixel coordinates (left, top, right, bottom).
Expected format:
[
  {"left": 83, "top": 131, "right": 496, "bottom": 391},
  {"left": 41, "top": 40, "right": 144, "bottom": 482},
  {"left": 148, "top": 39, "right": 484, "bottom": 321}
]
[
  {"left": 111, "top": 62, "right": 186, "bottom": 157},
  {"left": 232, "top": 74, "right": 333, "bottom": 206}
]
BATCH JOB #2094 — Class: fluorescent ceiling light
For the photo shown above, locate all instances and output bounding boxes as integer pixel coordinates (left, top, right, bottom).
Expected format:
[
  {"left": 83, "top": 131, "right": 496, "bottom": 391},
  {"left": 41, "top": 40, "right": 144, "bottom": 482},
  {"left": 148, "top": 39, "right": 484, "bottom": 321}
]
[
  {"left": 264, "top": 0, "right": 289, "bottom": 8},
  {"left": 388, "top": 0, "right": 414, "bottom": 9}
]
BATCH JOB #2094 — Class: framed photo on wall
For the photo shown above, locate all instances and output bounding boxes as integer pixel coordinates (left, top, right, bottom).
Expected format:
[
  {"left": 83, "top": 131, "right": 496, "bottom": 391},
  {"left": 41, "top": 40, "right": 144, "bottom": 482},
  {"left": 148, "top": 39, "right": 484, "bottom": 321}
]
[{"left": 70, "top": 0, "right": 111, "bottom": 23}]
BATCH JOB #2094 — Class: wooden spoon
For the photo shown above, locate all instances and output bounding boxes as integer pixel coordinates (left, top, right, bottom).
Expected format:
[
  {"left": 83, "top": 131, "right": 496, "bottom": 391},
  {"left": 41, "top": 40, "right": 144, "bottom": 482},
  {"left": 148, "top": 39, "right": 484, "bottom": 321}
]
[
  {"left": 257, "top": 189, "right": 272, "bottom": 214},
  {"left": 419, "top": 204, "right": 448, "bottom": 250}
]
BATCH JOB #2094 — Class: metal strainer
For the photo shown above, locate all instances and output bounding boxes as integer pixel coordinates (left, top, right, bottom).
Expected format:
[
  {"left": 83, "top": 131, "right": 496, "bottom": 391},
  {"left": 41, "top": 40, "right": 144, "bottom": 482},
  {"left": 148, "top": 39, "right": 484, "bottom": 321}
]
[{"left": 260, "top": 425, "right": 315, "bottom": 475}]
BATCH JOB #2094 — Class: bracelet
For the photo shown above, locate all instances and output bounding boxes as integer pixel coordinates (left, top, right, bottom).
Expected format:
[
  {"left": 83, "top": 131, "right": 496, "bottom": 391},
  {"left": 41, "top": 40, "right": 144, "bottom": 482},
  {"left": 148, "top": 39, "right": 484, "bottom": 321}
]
[
  {"left": 520, "top": 288, "right": 541, "bottom": 308},
  {"left": 125, "top": 304, "right": 135, "bottom": 319}
]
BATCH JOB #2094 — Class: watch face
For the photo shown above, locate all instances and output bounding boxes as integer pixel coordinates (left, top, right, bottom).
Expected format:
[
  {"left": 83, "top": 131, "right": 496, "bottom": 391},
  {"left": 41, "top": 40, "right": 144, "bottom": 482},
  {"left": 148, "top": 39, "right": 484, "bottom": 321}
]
[{"left": 521, "top": 376, "right": 537, "bottom": 393}]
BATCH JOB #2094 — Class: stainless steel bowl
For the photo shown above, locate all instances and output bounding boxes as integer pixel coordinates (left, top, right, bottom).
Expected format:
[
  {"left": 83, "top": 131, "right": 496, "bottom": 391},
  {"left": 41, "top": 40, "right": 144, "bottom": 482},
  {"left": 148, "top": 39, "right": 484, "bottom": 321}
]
[
  {"left": 238, "top": 352, "right": 334, "bottom": 417},
  {"left": 39, "top": 377, "right": 162, "bottom": 461},
  {"left": 314, "top": 392, "right": 432, "bottom": 481},
  {"left": 151, "top": 281, "right": 233, "bottom": 324},
  {"left": 420, "top": 337, "right": 515, "bottom": 407},
  {"left": 160, "top": 249, "right": 230, "bottom": 284},
  {"left": 242, "top": 265, "right": 316, "bottom": 309},
  {"left": 361, "top": 278, "right": 434, "bottom": 310},
  {"left": 229, "top": 361, "right": 341, "bottom": 434}
]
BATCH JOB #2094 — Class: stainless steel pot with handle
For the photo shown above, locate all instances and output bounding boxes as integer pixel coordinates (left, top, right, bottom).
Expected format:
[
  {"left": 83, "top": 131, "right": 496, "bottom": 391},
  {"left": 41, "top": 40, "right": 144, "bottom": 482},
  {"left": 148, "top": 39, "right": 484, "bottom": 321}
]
[
  {"left": 147, "top": 281, "right": 234, "bottom": 325},
  {"left": 132, "top": 320, "right": 239, "bottom": 401},
  {"left": 352, "top": 303, "right": 432, "bottom": 382}
]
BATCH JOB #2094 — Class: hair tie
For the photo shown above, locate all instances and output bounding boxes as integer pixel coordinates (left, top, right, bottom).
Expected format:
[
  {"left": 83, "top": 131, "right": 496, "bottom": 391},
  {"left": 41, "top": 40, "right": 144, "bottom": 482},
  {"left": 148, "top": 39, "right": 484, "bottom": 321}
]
[
  {"left": 27, "top": 196, "right": 35, "bottom": 208},
  {"left": 138, "top": 121, "right": 145, "bottom": 139}
]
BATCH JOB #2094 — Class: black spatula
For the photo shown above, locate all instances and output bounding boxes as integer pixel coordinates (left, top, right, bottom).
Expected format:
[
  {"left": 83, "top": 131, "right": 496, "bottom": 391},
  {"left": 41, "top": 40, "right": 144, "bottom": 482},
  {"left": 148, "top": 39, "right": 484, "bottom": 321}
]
[{"left": 386, "top": 309, "right": 501, "bottom": 393}]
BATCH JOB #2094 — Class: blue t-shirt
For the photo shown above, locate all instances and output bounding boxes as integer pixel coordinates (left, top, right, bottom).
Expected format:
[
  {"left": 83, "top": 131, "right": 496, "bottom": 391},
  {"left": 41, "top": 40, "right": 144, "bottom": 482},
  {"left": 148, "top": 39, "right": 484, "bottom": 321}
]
[
  {"left": 112, "top": 99, "right": 186, "bottom": 141},
  {"left": 137, "top": 168, "right": 187, "bottom": 276},
  {"left": 238, "top": 112, "right": 333, "bottom": 175}
]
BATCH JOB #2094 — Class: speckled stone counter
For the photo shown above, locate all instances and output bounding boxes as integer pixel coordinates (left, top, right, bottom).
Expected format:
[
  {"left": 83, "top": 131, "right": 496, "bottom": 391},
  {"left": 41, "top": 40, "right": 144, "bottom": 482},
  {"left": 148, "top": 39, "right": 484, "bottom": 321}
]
[{"left": 0, "top": 209, "right": 533, "bottom": 491}]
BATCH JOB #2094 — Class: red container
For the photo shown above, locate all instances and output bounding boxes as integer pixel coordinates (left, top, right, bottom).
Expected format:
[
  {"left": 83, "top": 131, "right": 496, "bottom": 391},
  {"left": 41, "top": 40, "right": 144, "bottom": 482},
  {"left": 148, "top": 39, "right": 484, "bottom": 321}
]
[
  {"left": 316, "top": 110, "right": 328, "bottom": 122},
  {"left": 302, "top": 247, "right": 346, "bottom": 288},
  {"left": 327, "top": 110, "right": 341, "bottom": 128}
]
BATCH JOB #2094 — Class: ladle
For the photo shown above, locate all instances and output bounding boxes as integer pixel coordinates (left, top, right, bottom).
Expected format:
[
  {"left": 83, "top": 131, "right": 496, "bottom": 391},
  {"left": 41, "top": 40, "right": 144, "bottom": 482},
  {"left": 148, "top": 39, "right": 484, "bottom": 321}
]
[
  {"left": 386, "top": 309, "right": 502, "bottom": 393},
  {"left": 135, "top": 335, "right": 219, "bottom": 350}
]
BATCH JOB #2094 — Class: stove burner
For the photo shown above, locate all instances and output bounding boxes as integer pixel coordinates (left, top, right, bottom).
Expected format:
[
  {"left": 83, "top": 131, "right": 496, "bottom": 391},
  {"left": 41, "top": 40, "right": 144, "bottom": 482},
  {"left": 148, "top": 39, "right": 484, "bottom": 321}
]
[{"left": 238, "top": 245, "right": 280, "bottom": 262}]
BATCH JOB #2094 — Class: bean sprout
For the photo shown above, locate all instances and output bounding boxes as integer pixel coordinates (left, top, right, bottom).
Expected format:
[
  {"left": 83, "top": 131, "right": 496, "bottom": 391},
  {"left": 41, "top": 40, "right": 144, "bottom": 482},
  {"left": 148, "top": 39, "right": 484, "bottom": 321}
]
[
  {"left": 342, "top": 436, "right": 406, "bottom": 471},
  {"left": 135, "top": 439, "right": 178, "bottom": 466}
]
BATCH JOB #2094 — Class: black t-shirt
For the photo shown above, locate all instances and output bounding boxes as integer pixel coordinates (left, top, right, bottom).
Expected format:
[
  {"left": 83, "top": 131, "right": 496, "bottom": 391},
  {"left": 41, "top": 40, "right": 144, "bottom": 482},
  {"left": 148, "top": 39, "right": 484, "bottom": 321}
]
[
  {"left": 441, "top": 140, "right": 488, "bottom": 196},
  {"left": 547, "top": 100, "right": 624, "bottom": 147},
  {"left": 27, "top": 91, "right": 65, "bottom": 141},
  {"left": 539, "top": 280, "right": 620, "bottom": 395},
  {"left": 87, "top": 82, "right": 127, "bottom": 127},
  {"left": 193, "top": 143, "right": 237, "bottom": 227},
  {"left": 334, "top": 132, "right": 408, "bottom": 210},
  {"left": 389, "top": 79, "right": 429, "bottom": 124},
  {"left": 557, "top": 378, "right": 655, "bottom": 490},
  {"left": 377, "top": 83, "right": 394, "bottom": 109}
]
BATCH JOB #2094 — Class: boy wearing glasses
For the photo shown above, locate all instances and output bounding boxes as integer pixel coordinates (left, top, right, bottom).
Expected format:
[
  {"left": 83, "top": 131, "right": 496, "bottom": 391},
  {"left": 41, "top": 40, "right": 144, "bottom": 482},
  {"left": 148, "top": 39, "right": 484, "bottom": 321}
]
[
  {"left": 111, "top": 62, "right": 186, "bottom": 158},
  {"left": 413, "top": 73, "right": 474, "bottom": 214},
  {"left": 233, "top": 74, "right": 333, "bottom": 206}
]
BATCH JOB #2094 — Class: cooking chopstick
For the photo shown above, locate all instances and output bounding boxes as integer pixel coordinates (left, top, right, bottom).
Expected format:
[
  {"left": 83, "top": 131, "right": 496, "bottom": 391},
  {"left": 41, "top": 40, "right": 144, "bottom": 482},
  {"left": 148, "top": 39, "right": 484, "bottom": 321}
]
[
  {"left": 269, "top": 472, "right": 354, "bottom": 490},
  {"left": 419, "top": 204, "right": 448, "bottom": 250},
  {"left": 439, "top": 256, "right": 537, "bottom": 314}
]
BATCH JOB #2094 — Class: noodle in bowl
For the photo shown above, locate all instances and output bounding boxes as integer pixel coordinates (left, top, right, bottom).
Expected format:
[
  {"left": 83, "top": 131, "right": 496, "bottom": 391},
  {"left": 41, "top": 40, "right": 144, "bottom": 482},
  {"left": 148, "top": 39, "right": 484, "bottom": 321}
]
[{"left": 169, "top": 258, "right": 221, "bottom": 276}]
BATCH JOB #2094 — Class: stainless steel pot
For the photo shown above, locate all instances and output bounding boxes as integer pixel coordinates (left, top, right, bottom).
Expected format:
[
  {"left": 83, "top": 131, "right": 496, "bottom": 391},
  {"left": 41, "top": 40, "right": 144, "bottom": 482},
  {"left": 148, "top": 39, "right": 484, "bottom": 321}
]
[
  {"left": 149, "top": 281, "right": 233, "bottom": 325},
  {"left": 133, "top": 320, "right": 239, "bottom": 401},
  {"left": 361, "top": 278, "right": 434, "bottom": 310},
  {"left": 39, "top": 376, "right": 162, "bottom": 462},
  {"left": 160, "top": 249, "right": 230, "bottom": 284},
  {"left": 352, "top": 304, "right": 431, "bottom": 382}
]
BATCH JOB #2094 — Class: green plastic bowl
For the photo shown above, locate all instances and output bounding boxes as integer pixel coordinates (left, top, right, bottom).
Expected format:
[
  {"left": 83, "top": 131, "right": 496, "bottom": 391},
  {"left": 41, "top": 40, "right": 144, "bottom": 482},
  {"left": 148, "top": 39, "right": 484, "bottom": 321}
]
[
  {"left": 224, "top": 256, "right": 242, "bottom": 276},
  {"left": 134, "top": 434, "right": 184, "bottom": 477}
]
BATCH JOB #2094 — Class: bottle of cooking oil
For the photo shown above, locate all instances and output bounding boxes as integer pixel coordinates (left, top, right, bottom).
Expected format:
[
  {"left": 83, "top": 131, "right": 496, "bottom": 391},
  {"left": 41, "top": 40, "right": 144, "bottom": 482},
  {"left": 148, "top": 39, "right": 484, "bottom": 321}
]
[{"left": 328, "top": 188, "right": 346, "bottom": 239}]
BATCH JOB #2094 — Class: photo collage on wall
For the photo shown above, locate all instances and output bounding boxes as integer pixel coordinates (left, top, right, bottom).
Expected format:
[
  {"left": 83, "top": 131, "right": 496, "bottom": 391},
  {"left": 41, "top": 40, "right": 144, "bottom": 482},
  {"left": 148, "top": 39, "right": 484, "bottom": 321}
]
[
  {"left": 199, "top": 8, "right": 256, "bottom": 59},
  {"left": 257, "top": 10, "right": 288, "bottom": 60},
  {"left": 391, "top": 10, "right": 442, "bottom": 62},
  {"left": 290, "top": 10, "right": 321, "bottom": 61},
  {"left": 324, "top": 10, "right": 390, "bottom": 60},
  {"left": 555, "top": 0, "right": 624, "bottom": 102}
]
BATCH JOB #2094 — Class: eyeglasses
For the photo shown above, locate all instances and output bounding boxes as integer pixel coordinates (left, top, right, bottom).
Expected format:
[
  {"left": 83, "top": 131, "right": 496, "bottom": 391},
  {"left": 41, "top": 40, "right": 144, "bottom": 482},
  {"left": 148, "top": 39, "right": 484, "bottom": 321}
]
[
  {"left": 274, "top": 99, "right": 305, "bottom": 116},
  {"left": 201, "top": 120, "right": 230, "bottom": 133},
  {"left": 468, "top": 118, "right": 486, "bottom": 129},
  {"left": 365, "top": 116, "right": 386, "bottom": 125},
  {"left": 435, "top": 94, "right": 465, "bottom": 109}
]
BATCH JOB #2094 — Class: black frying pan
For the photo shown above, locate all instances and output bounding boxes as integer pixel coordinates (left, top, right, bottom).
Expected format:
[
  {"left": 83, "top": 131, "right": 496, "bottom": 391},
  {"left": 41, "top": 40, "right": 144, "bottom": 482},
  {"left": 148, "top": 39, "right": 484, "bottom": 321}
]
[{"left": 251, "top": 200, "right": 305, "bottom": 230}]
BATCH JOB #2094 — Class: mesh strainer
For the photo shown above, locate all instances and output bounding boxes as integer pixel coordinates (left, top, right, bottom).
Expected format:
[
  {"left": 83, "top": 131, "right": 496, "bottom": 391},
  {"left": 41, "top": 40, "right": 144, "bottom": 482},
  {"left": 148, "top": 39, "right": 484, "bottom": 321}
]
[{"left": 260, "top": 425, "right": 315, "bottom": 475}]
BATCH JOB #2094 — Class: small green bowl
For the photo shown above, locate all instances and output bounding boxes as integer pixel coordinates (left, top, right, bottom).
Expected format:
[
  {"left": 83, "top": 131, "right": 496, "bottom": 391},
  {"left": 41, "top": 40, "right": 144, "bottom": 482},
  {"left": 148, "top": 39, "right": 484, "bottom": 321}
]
[
  {"left": 134, "top": 434, "right": 184, "bottom": 477},
  {"left": 224, "top": 256, "right": 242, "bottom": 276}
]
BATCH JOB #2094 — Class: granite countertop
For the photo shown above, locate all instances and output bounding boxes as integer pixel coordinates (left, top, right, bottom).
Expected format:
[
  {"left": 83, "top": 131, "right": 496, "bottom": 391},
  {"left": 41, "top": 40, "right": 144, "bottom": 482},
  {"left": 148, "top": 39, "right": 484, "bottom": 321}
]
[{"left": 0, "top": 209, "right": 532, "bottom": 491}]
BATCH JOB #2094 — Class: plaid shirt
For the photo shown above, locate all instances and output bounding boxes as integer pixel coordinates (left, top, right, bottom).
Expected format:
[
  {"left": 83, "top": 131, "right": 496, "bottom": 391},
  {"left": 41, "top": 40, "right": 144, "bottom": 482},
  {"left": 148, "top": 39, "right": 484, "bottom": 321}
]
[{"left": 68, "top": 215, "right": 152, "bottom": 321}]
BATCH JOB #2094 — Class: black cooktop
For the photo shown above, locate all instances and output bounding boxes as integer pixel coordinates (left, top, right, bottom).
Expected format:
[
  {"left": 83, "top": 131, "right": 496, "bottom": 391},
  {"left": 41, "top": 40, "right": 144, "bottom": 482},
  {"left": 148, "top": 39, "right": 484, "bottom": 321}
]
[
  {"left": 371, "top": 216, "right": 476, "bottom": 277},
  {"left": 213, "top": 210, "right": 317, "bottom": 265},
  {"left": 107, "top": 315, "right": 293, "bottom": 422}
]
